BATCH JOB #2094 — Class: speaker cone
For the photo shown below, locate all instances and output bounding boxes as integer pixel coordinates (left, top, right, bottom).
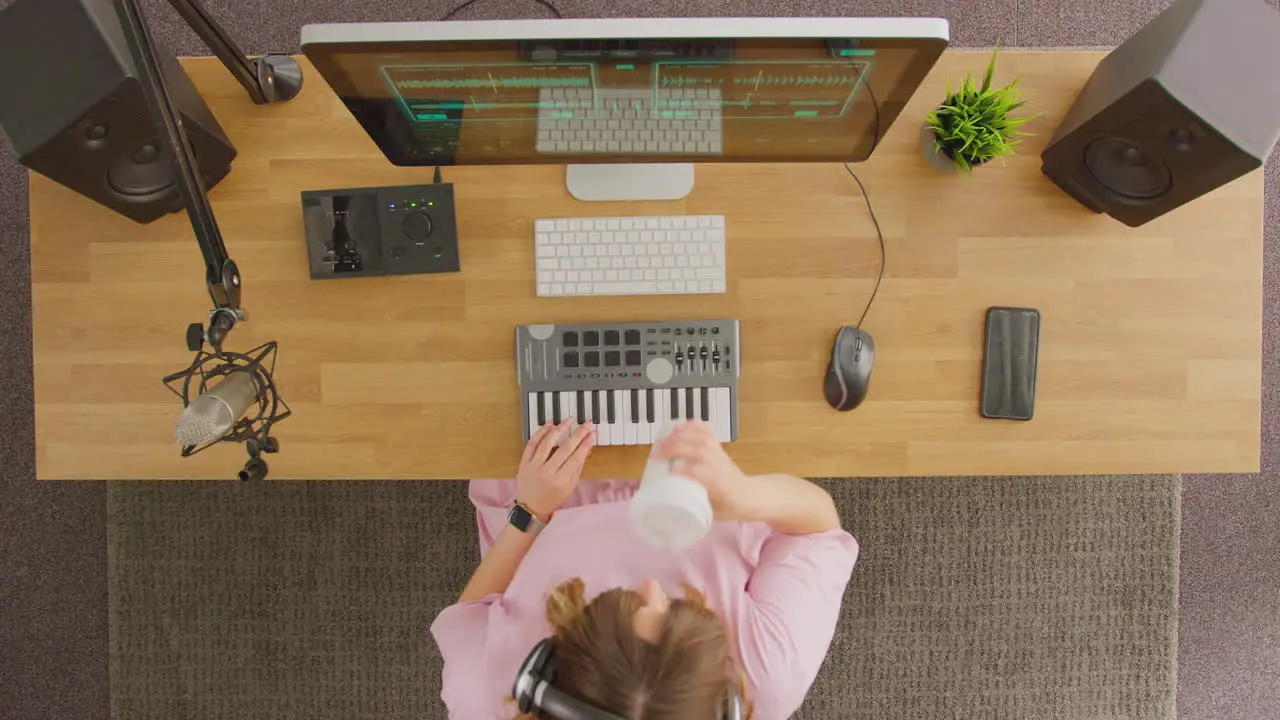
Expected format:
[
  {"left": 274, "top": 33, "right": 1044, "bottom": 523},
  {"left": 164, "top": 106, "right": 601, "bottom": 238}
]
[
  {"left": 107, "top": 141, "right": 175, "bottom": 198},
  {"left": 1083, "top": 138, "right": 1172, "bottom": 200}
]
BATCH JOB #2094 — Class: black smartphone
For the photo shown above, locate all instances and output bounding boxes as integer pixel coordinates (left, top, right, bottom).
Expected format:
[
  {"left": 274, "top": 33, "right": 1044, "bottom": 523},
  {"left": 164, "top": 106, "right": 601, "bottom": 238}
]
[{"left": 980, "top": 307, "right": 1041, "bottom": 421}]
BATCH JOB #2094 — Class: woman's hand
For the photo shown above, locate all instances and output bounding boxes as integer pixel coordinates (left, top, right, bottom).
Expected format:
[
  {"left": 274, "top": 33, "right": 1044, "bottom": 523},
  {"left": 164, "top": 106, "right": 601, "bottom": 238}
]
[
  {"left": 516, "top": 419, "right": 597, "bottom": 520},
  {"left": 652, "top": 420, "right": 748, "bottom": 521}
]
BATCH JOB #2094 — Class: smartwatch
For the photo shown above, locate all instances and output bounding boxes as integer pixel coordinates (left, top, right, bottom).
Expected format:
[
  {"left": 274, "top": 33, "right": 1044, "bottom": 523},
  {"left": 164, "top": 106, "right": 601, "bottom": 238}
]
[{"left": 508, "top": 501, "right": 547, "bottom": 537}]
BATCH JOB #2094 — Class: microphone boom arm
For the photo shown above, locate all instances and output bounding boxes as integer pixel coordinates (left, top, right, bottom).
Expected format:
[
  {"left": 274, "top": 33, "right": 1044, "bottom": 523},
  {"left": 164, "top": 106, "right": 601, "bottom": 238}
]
[{"left": 112, "top": 0, "right": 302, "bottom": 352}]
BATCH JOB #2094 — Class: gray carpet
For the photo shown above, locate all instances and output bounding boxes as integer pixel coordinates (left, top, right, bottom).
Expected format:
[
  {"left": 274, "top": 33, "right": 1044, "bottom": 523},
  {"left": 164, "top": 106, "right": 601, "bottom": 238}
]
[
  {"left": 3, "top": 1, "right": 1279, "bottom": 720},
  {"left": 107, "top": 477, "right": 1180, "bottom": 720}
]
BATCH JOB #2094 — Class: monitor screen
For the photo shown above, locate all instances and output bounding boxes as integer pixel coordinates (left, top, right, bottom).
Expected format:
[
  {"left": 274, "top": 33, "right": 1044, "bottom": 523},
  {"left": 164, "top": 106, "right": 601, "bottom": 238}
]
[{"left": 302, "top": 18, "right": 948, "bottom": 166}]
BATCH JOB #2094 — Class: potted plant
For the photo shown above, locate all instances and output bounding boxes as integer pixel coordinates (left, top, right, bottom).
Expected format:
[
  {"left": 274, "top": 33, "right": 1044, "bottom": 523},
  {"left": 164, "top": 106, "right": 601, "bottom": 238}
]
[{"left": 923, "top": 49, "right": 1034, "bottom": 173}]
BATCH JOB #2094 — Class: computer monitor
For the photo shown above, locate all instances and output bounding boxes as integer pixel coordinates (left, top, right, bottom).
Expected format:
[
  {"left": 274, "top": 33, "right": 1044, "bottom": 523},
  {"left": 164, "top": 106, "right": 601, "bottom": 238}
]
[{"left": 301, "top": 18, "right": 948, "bottom": 201}]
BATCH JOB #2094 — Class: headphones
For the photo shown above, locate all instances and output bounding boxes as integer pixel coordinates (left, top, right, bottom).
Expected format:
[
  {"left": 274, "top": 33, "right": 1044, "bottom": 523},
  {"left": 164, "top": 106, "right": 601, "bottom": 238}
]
[{"left": 514, "top": 638, "right": 745, "bottom": 720}]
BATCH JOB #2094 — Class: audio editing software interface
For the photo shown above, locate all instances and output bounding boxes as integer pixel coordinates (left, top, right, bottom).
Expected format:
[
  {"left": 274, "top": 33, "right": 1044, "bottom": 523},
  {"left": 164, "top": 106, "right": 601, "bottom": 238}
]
[{"left": 310, "top": 37, "right": 942, "bottom": 165}]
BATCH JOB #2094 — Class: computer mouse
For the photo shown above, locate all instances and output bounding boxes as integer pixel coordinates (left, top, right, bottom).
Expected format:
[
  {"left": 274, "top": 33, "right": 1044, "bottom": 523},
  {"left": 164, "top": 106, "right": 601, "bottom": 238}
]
[{"left": 823, "top": 326, "right": 875, "bottom": 412}]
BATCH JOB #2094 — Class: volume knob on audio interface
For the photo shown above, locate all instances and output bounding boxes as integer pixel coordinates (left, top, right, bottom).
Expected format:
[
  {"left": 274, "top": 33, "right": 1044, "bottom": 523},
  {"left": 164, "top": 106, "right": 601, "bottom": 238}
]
[{"left": 402, "top": 211, "right": 433, "bottom": 243}]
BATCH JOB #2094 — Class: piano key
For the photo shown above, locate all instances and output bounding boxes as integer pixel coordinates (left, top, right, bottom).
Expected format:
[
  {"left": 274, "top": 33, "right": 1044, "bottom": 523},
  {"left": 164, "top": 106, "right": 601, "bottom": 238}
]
[
  {"left": 670, "top": 388, "right": 681, "bottom": 420},
  {"left": 536, "top": 391, "right": 547, "bottom": 426},
  {"left": 646, "top": 389, "right": 656, "bottom": 424},
  {"left": 576, "top": 391, "right": 586, "bottom": 422},
  {"left": 622, "top": 390, "right": 637, "bottom": 445},
  {"left": 630, "top": 389, "right": 640, "bottom": 424},
  {"left": 527, "top": 394, "right": 540, "bottom": 441},
  {"left": 714, "top": 387, "right": 733, "bottom": 442},
  {"left": 606, "top": 390, "right": 623, "bottom": 446},
  {"left": 685, "top": 388, "right": 695, "bottom": 420},
  {"left": 652, "top": 390, "right": 669, "bottom": 439},
  {"left": 559, "top": 391, "right": 577, "bottom": 440},
  {"left": 692, "top": 387, "right": 703, "bottom": 427},
  {"left": 552, "top": 392, "right": 562, "bottom": 425},
  {"left": 700, "top": 387, "right": 710, "bottom": 422},
  {"left": 636, "top": 390, "right": 651, "bottom": 444},
  {"left": 591, "top": 391, "right": 602, "bottom": 425}
]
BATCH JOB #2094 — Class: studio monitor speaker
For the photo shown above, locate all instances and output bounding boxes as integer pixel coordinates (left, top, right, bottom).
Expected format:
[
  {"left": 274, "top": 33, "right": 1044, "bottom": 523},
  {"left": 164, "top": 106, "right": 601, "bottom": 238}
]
[
  {"left": 1040, "top": 0, "right": 1280, "bottom": 227},
  {"left": 0, "top": 0, "right": 236, "bottom": 224}
]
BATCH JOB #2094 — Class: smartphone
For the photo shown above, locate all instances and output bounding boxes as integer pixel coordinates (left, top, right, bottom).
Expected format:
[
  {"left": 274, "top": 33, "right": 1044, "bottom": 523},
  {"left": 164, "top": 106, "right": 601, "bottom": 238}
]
[{"left": 980, "top": 307, "right": 1041, "bottom": 421}]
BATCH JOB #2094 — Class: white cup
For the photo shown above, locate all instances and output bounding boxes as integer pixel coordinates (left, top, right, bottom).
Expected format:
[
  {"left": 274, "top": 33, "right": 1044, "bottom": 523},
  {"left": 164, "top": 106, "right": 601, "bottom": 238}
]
[{"left": 630, "top": 423, "right": 714, "bottom": 551}]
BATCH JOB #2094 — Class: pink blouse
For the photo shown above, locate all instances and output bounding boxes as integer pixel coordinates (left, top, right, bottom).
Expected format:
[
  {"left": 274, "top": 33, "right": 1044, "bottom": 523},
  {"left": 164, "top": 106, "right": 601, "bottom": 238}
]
[{"left": 430, "top": 479, "right": 859, "bottom": 720}]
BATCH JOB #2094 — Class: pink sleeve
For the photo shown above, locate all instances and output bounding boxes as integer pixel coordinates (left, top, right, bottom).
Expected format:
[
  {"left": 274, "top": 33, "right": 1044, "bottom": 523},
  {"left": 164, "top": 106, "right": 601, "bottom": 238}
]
[
  {"left": 738, "top": 529, "right": 859, "bottom": 718},
  {"left": 430, "top": 595, "right": 502, "bottom": 717}
]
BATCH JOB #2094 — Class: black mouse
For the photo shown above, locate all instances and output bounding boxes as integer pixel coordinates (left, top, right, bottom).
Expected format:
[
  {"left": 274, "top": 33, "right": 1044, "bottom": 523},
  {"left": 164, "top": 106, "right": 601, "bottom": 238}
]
[{"left": 823, "top": 326, "right": 875, "bottom": 411}]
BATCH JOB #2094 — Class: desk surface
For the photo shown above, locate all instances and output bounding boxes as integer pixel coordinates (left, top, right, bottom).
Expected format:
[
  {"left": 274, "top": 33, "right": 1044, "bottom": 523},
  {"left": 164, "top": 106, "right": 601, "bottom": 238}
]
[{"left": 29, "top": 51, "right": 1262, "bottom": 480}]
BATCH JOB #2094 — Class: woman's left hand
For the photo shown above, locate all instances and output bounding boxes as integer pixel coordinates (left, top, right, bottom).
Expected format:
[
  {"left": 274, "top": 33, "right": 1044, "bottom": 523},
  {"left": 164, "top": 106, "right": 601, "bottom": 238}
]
[{"left": 516, "top": 418, "right": 597, "bottom": 520}]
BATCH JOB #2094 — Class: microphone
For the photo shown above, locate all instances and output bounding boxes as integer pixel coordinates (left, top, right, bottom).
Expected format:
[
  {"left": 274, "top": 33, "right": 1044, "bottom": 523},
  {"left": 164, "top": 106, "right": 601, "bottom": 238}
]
[
  {"left": 163, "top": 328, "right": 291, "bottom": 481},
  {"left": 175, "top": 369, "right": 259, "bottom": 446}
]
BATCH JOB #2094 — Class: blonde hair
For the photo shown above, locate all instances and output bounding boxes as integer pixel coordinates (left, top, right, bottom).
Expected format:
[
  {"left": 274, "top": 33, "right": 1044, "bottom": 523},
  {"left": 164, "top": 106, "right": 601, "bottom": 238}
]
[{"left": 515, "top": 577, "right": 753, "bottom": 720}]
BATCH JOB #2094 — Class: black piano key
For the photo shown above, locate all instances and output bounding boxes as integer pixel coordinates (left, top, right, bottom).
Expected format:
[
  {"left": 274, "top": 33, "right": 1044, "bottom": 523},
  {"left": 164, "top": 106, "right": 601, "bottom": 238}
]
[
  {"left": 630, "top": 389, "right": 640, "bottom": 423},
  {"left": 701, "top": 387, "right": 710, "bottom": 421},
  {"left": 592, "top": 391, "right": 601, "bottom": 423},
  {"left": 576, "top": 391, "right": 586, "bottom": 421},
  {"left": 536, "top": 392, "right": 546, "bottom": 426},
  {"left": 646, "top": 389, "right": 655, "bottom": 423},
  {"left": 671, "top": 389, "right": 680, "bottom": 419},
  {"left": 685, "top": 388, "right": 694, "bottom": 420},
  {"left": 552, "top": 393, "right": 562, "bottom": 425},
  {"left": 607, "top": 391, "right": 617, "bottom": 423}
]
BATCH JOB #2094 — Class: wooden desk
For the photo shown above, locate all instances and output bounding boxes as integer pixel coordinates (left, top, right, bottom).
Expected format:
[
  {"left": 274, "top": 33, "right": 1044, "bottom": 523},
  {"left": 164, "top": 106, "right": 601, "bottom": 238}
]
[{"left": 29, "top": 51, "right": 1262, "bottom": 480}]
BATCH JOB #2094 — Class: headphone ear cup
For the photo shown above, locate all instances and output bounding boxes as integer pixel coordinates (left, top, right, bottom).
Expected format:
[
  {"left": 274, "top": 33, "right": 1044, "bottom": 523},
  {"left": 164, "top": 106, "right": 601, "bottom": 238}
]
[{"left": 514, "top": 638, "right": 557, "bottom": 713}]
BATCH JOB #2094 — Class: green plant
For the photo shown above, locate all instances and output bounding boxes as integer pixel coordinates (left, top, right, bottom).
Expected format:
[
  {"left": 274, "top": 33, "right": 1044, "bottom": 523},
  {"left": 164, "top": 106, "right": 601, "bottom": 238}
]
[{"left": 925, "top": 49, "right": 1034, "bottom": 172}]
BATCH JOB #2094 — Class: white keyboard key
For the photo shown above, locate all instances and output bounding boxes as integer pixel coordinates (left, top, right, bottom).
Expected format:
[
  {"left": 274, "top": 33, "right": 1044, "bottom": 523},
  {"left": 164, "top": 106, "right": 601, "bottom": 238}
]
[
  {"left": 714, "top": 387, "right": 733, "bottom": 442},
  {"left": 635, "top": 390, "right": 651, "bottom": 445},
  {"left": 606, "top": 390, "right": 624, "bottom": 446},
  {"left": 652, "top": 391, "right": 669, "bottom": 439},
  {"left": 535, "top": 219, "right": 555, "bottom": 232},
  {"left": 527, "top": 394, "right": 540, "bottom": 440},
  {"left": 691, "top": 386, "right": 703, "bottom": 424},
  {"left": 558, "top": 391, "right": 576, "bottom": 428},
  {"left": 622, "top": 391, "right": 637, "bottom": 445}
]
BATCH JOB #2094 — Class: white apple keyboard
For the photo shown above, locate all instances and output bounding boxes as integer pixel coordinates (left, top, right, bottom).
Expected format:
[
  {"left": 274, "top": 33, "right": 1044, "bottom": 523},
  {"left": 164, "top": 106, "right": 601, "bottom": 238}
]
[{"left": 534, "top": 215, "right": 726, "bottom": 297}]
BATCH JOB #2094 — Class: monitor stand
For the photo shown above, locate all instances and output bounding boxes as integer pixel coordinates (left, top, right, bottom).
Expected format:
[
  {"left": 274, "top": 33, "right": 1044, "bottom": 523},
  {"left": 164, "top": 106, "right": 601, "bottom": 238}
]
[{"left": 566, "top": 164, "right": 695, "bottom": 202}]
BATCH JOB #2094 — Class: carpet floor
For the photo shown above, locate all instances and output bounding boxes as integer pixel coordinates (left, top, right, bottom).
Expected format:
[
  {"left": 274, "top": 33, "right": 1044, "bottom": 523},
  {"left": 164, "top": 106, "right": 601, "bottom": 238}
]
[{"left": 107, "top": 477, "right": 1180, "bottom": 720}]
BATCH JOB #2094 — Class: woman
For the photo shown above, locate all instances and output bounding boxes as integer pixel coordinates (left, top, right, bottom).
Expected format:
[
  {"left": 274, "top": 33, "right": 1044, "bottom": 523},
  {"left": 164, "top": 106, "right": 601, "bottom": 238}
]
[{"left": 431, "top": 418, "right": 859, "bottom": 719}]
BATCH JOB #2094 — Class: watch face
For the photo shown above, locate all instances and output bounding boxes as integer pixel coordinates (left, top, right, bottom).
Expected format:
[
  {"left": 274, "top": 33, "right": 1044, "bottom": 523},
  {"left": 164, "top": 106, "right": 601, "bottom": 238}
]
[{"left": 509, "top": 504, "right": 535, "bottom": 532}]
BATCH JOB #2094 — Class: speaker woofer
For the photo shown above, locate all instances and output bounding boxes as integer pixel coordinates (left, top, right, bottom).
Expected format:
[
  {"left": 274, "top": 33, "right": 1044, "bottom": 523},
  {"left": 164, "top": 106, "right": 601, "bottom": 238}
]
[
  {"left": 107, "top": 141, "right": 175, "bottom": 199},
  {"left": 1083, "top": 137, "right": 1172, "bottom": 200}
]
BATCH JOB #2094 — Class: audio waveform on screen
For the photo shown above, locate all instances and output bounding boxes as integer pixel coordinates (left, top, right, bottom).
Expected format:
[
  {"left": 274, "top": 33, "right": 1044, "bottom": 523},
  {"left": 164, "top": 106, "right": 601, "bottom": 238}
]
[
  {"left": 394, "top": 77, "right": 590, "bottom": 89},
  {"left": 658, "top": 75, "right": 861, "bottom": 88}
]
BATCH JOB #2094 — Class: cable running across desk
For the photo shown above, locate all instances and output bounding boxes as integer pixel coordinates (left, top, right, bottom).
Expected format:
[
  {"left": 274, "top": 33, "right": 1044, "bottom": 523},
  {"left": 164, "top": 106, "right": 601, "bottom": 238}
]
[{"left": 843, "top": 163, "right": 886, "bottom": 330}]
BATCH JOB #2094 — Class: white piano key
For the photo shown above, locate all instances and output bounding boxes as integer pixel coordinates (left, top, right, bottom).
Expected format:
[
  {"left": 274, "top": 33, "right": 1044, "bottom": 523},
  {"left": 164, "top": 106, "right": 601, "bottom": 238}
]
[
  {"left": 714, "top": 387, "right": 733, "bottom": 442},
  {"left": 527, "top": 394, "right": 540, "bottom": 442},
  {"left": 622, "top": 390, "right": 637, "bottom": 445},
  {"left": 558, "top": 391, "right": 576, "bottom": 441},
  {"left": 586, "top": 390, "right": 605, "bottom": 445},
  {"left": 606, "top": 390, "right": 624, "bottom": 446},
  {"left": 652, "top": 390, "right": 669, "bottom": 440},
  {"left": 636, "top": 390, "right": 652, "bottom": 445}
]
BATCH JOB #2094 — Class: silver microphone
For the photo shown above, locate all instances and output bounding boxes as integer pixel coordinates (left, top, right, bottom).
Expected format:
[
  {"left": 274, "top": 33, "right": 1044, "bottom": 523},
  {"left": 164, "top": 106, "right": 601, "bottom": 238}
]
[{"left": 174, "top": 369, "right": 259, "bottom": 446}]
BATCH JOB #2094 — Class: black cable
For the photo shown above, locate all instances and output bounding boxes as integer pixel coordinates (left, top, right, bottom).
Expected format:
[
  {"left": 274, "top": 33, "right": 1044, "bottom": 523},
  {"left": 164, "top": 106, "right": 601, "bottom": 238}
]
[
  {"left": 433, "top": 166, "right": 443, "bottom": 184},
  {"left": 440, "top": 0, "right": 563, "bottom": 21},
  {"left": 843, "top": 163, "right": 885, "bottom": 330}
]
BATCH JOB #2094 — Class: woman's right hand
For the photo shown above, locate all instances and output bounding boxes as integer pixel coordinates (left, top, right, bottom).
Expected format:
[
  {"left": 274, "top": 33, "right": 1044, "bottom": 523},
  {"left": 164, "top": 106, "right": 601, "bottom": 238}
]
[{"left": 652, "top": 420, "right": 748, "bottom": 521}]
